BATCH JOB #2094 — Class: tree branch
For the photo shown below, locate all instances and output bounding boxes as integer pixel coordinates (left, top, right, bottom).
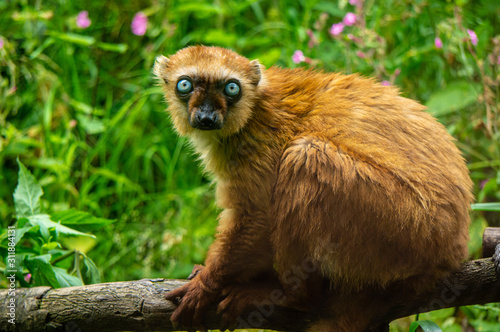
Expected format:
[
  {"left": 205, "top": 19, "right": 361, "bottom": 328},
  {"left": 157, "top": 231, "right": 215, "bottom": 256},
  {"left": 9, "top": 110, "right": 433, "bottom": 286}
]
[{"left": 0, "top": 258, "right": 498, "bottom": 332}]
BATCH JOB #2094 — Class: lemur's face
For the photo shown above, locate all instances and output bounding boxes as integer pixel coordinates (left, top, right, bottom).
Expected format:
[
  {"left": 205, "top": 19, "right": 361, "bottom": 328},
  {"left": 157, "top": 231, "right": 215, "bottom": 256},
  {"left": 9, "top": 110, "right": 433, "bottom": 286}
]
[{"left": 154, "top": 46, "right": 263, "bottom": 137}]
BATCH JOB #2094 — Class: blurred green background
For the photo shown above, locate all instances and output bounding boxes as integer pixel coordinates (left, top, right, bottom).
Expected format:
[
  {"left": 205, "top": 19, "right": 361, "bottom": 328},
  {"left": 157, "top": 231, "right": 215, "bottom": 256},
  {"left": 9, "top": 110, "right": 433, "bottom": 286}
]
[{"left": 1, "top": 0, "right": 499, "bottom": 330}]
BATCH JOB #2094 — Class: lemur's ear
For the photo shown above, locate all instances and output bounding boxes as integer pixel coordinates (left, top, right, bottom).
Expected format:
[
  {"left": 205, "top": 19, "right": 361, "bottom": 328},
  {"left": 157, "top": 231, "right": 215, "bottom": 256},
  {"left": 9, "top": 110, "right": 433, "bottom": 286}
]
[
  {"left": 153, "top": 55, "right": 171, "bottom": 84},
  {"left": 249, "top": 59, "right": 263, "bottom": 86}
]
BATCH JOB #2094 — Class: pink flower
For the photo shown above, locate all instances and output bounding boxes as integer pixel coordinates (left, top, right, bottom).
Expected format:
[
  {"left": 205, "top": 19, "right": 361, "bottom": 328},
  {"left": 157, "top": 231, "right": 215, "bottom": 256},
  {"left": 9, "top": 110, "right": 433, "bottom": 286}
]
[
  {"left": 467, "top": 29, "right": 478, "bottom": 46},
  {"left": 76, "top": 11, "right": 91, "bottom": 29},
  {"left": 497, "top": 55, "right": 500, "bottom": 65},
  {"left": 292, "top": 50, "right": 306, "bottom": 64},
  {"left": 0, "top": 37, "right": 4, "bottom": 49},
  {"left": 434, "top": 37, "right": 443, "bottom": 49},
  {"left": 381, "top": 80, "right": 390, "bottom": 86},
  {"left": 356, "top": 51, "right": 366, "bottom": 58},
  {"left": 131, "top": 12, "right": 148, "bottom": 36},
  {"left": 349, "top": 0, "right": 361, "bottom": 6},
  {"left": 330, "top": 23, "right": 344, "bottom": 36},
  {"left": 343, "top": 13, "right": 357, "bottom": 26},
  {"left": 24, "top": 273, "right": 31, "bottom": 283}
]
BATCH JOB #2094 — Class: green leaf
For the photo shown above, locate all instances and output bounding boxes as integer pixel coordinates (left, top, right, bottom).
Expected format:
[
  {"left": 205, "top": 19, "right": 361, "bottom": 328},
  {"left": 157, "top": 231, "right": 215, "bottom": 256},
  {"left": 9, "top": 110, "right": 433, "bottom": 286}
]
[
  {"left": 471, "top": 203, "right": 500, "bottom": 211},
  {"left": 76, "top": 114, "right": 106, "bottom": 135},
  {"left": 14, "top": 226, "right": 34, "bottom": 244},
  {"left": 82, "top": 256, "right": 101, "bottom": 284},
  {"left": 410, "top": 320, "right": 442, "bottom": 332},
  {"left": 48, "top": 31, "right": 96, "bottom": 46},
  {"left": 96, "top": 42, "right": 128, "bottom": 53},
  {"left": 53, "top": 266, "right": 83, "bottom": 287},
  {"left": 13, "top": 159, "right": 43, "bottom": 218},
  {"left": 426, "top": 81, "right": 481, "bottom": 117},
  {"left": 51, "top": 209, "right": 115, "bottom": 227},
  {"left": 24, "top": 254, "right": 60, "bottom": 288},
  {"left": 42, "top": 241, "right": 61, "bottom": 251},
  {"left": 29, "top": 214, "right": 96, "bottom": 239}
]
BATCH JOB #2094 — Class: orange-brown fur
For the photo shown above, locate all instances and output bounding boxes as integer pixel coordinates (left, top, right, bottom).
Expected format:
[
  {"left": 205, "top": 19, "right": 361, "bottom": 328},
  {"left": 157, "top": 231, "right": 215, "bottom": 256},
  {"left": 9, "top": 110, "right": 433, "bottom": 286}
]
[{"left": 154, "top": 46, "right": 473, "bottom": 331}]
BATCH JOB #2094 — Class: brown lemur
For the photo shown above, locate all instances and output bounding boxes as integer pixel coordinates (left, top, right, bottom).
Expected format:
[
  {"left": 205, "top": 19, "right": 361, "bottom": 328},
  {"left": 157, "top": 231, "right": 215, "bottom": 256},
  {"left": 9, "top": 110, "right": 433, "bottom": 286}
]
[{"left": 153, "top": 45, "right": 474, "bottom": 331}]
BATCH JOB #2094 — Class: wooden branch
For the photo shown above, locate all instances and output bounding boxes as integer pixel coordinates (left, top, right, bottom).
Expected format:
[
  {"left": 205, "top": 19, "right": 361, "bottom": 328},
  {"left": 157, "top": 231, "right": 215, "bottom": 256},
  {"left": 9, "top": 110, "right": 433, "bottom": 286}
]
[
  {"left": 0, "top": 258, "right": 498, "bottom": 332},
  {"left": 483, "top": 227, "right": 500, "bottom": 257}
]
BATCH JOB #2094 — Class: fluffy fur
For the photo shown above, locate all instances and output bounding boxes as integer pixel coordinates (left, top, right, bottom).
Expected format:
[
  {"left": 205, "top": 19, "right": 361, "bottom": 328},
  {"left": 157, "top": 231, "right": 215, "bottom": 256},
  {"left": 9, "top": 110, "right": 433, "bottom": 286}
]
[{"left": 154, "top": 46, "right": 473, "bottom": 331}]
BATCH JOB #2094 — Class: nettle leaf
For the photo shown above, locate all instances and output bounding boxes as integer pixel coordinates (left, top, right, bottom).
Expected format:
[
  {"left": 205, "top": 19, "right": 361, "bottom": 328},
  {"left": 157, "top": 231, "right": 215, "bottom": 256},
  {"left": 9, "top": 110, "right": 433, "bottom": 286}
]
[
  {"left": 13, "top": 226, "right": 32, "bottom": 245},
  {"left": 82, "top": 255, "right": 101, "bottom": 284},
  {"left": 53, "top": 266, "right": 83, "bottom": 287},
  {"left": 24, "top": 254, "right": 60, "bottom": 288},
  {"left": 28, "top": 214, "right": 96, "bottom": 239},
  {"left": 13, "top": 159, "right": 43, "bottom": 218}
]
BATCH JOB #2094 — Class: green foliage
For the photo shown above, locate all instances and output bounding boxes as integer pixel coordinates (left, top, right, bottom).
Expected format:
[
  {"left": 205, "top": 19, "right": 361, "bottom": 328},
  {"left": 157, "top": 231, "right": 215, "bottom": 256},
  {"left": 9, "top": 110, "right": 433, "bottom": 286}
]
[
  {"left": 409, "top": 320, "right": 442, "bottom": 332},
  {"left": 1, "top": 160, "right": 106, "bottom": 287},
  {"left": 1, "top": 0, "right": 499, "bottom": 330}
]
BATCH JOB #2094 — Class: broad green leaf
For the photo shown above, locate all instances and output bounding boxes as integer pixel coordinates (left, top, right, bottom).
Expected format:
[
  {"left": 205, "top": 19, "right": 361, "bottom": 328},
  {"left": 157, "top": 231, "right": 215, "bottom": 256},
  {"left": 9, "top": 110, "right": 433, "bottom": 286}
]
[
  {"left": 51, "top": 209, "right": 115, "bottom": 226},
  {"left": 471, "top": 203, "right": 500, "bottom": 211},
  {"left": 29, "top": 214, "right": 96, "bottom": 239},
  {"left": 410, "top": 320, "right": 442, "bottom": 332},
  {"left": 61, "top": 236, "right": 96, "bottom": 253},
  {"left": 13, "top": 159, "right": 43, "bottom": 218},
  {"left": 13, "top": 226, "right": 32, "bottom": 244},
  {"left": 53, "top": 266, "right": 83, "bottom": 287},
  {"left": 25, "top": 254, "right": 60, "bottom": 288},
  {"left": 426, "top": 81, "right": 481, "bottom": 117},
  {"left": 82, "top": 256, "right": 101, "bottom": 284}
]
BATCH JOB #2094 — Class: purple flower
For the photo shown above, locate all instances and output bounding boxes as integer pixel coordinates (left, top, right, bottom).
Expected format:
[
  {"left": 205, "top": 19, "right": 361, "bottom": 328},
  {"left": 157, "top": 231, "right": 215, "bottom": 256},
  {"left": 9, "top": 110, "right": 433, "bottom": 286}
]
[
  {"left": 0, "top": 37, "right": 4, "bottom": 49},
  {"left": 381, "top": 80, "right": 391, "bottom": 86},
  {"left": 292, "top": 50, "right": 306, "bottom": 64},
  {"left": 330, "top": 23, "right": 344, "bottom": 36},
  {"left": 343, "top": 13, "right": 357, "bottom": 26},
  {"left": 434, "top": 37, "right": 443, "bottom": 49},
  {"left": 356, "top": 51, "right": 366, "bottom": 58},
  {"left": 76, "top": 11, "right": 91, "bottom": 29},
  {"left": 24, "top": 273, "right": 31, "bottom": 283},
  {"left": 131, "top": 12, "right": 148, "bottom": 36},
  {"left": 467, "top": 29, "right": 478, "bottom": 46}
]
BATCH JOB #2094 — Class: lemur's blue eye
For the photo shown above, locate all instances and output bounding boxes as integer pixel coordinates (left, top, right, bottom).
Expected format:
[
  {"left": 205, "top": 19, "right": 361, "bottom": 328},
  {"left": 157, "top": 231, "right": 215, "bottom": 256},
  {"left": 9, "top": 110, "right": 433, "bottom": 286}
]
[
  {"left": 224, "top": 82, "right": 240, "bottom": 97},
  {"left": 176, "top": 79, "right": 193, "bottom": 94}
]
